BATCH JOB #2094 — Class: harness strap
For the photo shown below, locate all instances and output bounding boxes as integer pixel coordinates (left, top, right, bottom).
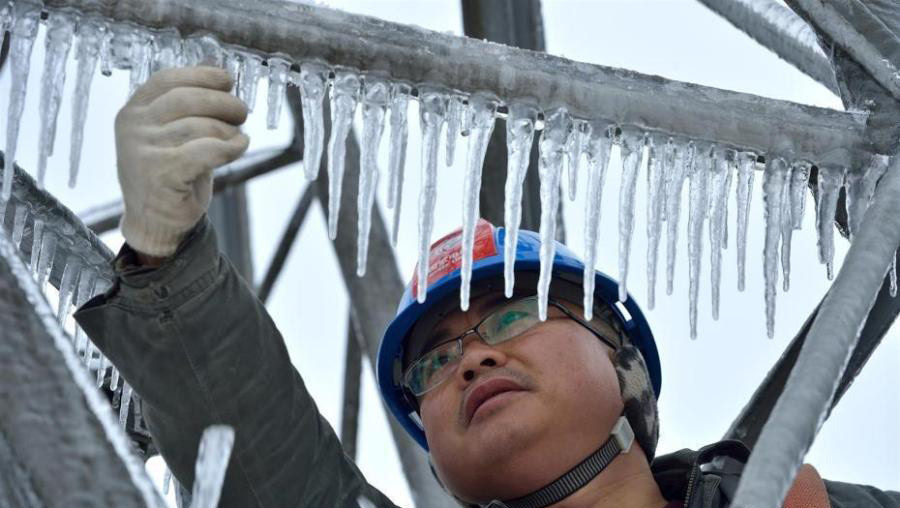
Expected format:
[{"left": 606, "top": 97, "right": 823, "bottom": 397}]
[{"left": 483, "top": 417, "right": 635, "bottom": 508}]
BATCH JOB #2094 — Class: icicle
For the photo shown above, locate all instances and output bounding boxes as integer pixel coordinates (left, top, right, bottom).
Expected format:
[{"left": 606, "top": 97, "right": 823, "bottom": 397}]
[
  {"left": 3, "top": 1, "right": 41, "bottom": 200},
  {"left": 35, "top": 230, "right": 57, "bottom": 291},
  {"left": 191, "top": 425, "right": 235, "bottom": 508},
  {"left": 665, "top": 140, "right": 692, "bottom": 295},
  {"left": 445, "top": 95, "right": 463, "bottom": 167},
  {"left": 722, "top": 162, "right": 733, "bottom": 249},
  {"left": 73, "top": 269, "right": 97, "bottom": 354},
  {"left": 780, "top": 170, "right": 793, "bottom": 292},
  {"left": 645, "top": 135, "right": 669, "bottom": 310},
  {"left": 326, "top": 71, "right": 361, "bottom": 240},
  {"left": 82, "top": 340, "right": 95, "bottom": 366},
  {"left": 29, "top": 218, "right": 44, "bottom": 273},
  {"left": 845, "top": 154, "right": 889, "bottom": 240},
  {"left": 537, "top": 108, "right": 573, "bottom": 320},
  {"left": 788, "top": 160, "right": 811, "bottom": 229},
  {"left": 238, "top": 52, "right": 263, "bottom": 112},
  {"left": 707, "top": 148, "right": 730, "bottom": 320},
  {"left": 891, "top": 254, "right": 898, "bottom": 298},
  {"left": 387, "top": 82, "right": 412, "bottom": 246},
  {"left": 110, "top": 367, "right": 120, "bottom": 392},
  {"left": 163, "top": 467, "right": 173, "bottom": 496},
  {"left": 0, "top": 2, "right": 11, "bottom": 32},
  {"left": 150, "top": 29, "right": 183, "bottom": 73},
  {"left": 503, "top": 103, "right": 539, "bottom": 298},
  {"left": 815, "top": 164, "right": 845, "bottom": 279},
  {"left": 763, "top": 156, "right": 789, "bottom": 338},
  {"left": 69, "top": 17, "right": 105, "bottom": 188},
  {"left": 687, "top": 143, "right": 711, "bottom": 339},
  {"left": 296, "top": 62, "right": 330, "bottom": 181},
  {"left": 459, "top": 94, "right": 498, "bottom": 310},
  {"left": 119, "top": 383, "right": 133, "bottom": 430},
  {"left": 581, "top": 123, "right": 613, "bottom": 320},
  {"left": 36, "top": 11, "right": 76, "bottom": 188},
  {"left": 266, "top": 56, "right": 290, "bottom": 130},
  {"left": 96, "top": 355, "right": 108, "bottom": 388},
  {"left": 414, "top": 88, "right": 449, "bottom": 303},
  {"left": 735, "top": 152, "right": 756, "bottom": 291},
  {"left": 356, "top": 77, "right": 389, "bottom": 276},
  {"left": 182, "top": 34, "right": 224, "bottom": 68},
  {"left": 567, "top": 120, "right": 589, "bottom": 201},
  {"left": 617, "top": 129, "right": 645, "bottom": 303},
  {"left": 56, "top": 256, "right": 80, "bottom": 325},
  {"left": 128, "top": 30, "right": 152, "bottom": 95},
  {"left": 11, "top": 204, "right": 27, "bottom": 248},
  {"left": 98, "top": 23, "right": 113, "bottom": 77},
  {"left": 223, "top": 50, "right": 240, "bottom": 92}
]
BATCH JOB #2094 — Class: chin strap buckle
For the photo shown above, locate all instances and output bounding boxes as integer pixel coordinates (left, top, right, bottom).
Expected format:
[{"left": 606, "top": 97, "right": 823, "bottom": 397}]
[{"left": 611, "top": 416, "right": 635, "bottom": 454}]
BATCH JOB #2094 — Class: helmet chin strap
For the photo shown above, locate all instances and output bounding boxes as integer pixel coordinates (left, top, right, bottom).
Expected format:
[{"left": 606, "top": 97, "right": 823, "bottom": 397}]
[{"left": 481, "top": 416, "right": 635, "bottom": 508}]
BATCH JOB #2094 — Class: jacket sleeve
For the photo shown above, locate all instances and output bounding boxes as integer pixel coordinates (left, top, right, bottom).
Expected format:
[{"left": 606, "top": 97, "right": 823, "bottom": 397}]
[
  {"left": 826, "top": 479, "right": 900, "bottom": 508},
  {"left": 74, "top": 216, "right": 400, "bottom": 508}
]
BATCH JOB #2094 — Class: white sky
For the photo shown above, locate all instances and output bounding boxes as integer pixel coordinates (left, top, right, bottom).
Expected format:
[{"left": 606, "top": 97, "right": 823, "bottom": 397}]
[{"left": 3, "top": 0, "right": 897, "bottom": 505}]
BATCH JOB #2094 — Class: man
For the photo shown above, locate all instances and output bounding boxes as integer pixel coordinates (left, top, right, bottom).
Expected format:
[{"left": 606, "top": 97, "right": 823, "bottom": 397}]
[{"left": 75, "top": 66, "right": 900, "bottom": 507}]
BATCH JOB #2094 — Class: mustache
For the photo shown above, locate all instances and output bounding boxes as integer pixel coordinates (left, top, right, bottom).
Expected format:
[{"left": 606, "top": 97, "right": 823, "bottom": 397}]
[{"left": 457, "top": 367, "right": 537, "bottom": 427}]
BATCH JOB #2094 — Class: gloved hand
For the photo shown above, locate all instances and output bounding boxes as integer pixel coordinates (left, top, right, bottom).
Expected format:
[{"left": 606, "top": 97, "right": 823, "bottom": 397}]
[{"left": 115, "top": 66, "right": 250, "bottom": 257}]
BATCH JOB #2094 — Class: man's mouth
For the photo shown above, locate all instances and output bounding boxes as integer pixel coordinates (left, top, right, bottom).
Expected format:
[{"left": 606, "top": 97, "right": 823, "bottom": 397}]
[{"left": 463, "top": 377, "right": 527, "bottom": 425}]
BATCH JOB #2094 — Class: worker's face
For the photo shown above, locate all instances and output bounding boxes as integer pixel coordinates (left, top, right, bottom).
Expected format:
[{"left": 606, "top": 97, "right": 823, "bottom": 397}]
[{"left": 415, "top": 292, "right": 624, "bottom": 504}]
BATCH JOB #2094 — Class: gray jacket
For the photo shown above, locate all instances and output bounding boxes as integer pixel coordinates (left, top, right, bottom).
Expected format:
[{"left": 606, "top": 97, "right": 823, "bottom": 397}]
[{"left": 74, "top": 217, "right": 900, "bottom": 508}]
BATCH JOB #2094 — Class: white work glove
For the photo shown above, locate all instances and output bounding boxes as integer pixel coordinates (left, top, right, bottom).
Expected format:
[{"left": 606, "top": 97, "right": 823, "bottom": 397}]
[{"left": 115, "top": 66, "right": 250, "bottom": 257}]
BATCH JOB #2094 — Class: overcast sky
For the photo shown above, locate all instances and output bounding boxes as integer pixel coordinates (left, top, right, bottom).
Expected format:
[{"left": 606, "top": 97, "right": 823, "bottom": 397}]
[{"left": 3, "top": 0, "right": 897, "bottom": 505}]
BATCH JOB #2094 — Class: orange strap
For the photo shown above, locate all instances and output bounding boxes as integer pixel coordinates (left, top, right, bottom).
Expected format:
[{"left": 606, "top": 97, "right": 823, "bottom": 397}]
[{"left": 783, "top": 464, "right": 830, "bottom": 508}]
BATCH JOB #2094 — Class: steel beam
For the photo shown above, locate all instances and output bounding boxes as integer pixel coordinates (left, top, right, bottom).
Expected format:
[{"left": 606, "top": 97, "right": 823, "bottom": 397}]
[
  {"left": 43, "top": 0, "right": 874, "bottom": 165},
  {"left": 731, "top": 155, "right": 900, "bottom": 507},
  {"left": 0, "top": 222, "right": 163, "bottom": 507},
  {"left": 256, "top": 183, "right": 316, "bottom": 304},
  {"left": 697, "top": 0, "right": 839, "bottom": 94},
  {"left": 340, "top": 313, "right": 363, "bottom": 461}
]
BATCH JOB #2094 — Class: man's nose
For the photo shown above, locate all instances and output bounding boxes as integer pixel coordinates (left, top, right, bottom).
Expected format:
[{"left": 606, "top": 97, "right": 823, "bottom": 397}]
[{"left": 455, "top": 335, "right": 508, "bottom": 384}]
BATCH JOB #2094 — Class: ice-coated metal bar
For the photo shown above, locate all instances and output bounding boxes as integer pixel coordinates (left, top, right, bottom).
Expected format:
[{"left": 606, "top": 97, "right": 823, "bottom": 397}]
[
  {"left": 42, "top": 0, "right": 874, "bottom": 165},
  {"left": 786, "top": 0, "right": 900, "bottom": 101},
  {"left": 697, "top": 0, "right": 838, "bottom": 94},
  {"left": 731, "top": 158, "right": 900, "bottom": 507},
  {"left": 0, "top": 215, "right": 164, "bottom": 507}
]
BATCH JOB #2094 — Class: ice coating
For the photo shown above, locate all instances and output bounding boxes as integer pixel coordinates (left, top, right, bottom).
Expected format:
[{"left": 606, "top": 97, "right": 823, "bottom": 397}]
[
  {"left": 3, "top": 1, "right": 40, "bottom": 200},
  {"left": 816, "top": 164, "right": 845, "bottom": 279},
  {"left": 238, "top": 52, "right": 263, "bottom": 113},
  {"left": 387, "top": 82, "right": 411, "bottom": 246},
  {"left": 37, "top": 11, "right": 75, "bottom": 188},
  {"left": 266, "top": 57, "right": 290, "bottom": 130},
  {"left": 645, "top": 135, "right": 670, "bottom": 309},
  {"left": 687, "top": 143, "right": 711, "bottom": 339},
  {"left": 617, "top": 129, "right": 645, "bottom": 303},
  {"left": 356, "top": 77, "right": 389, "bottom": 276},
  {"left": 56, "top": 256, "right": 80, "bottom": 325},
  {"left": 568, "top": 120, "right": 589, "bottom": 201},
  {"left": 665, "top": 140, "right": 693, "bottom": 295},
  {"left": 707, "top": 148, "right": 730, "bottom": 320},
  {"left": 30, "top": 218, "right": 44, "bottom": 276},
  {"left": 11, "top": 204, "right": 27, "bottom": 248},
  {"left": 459, "top": 94, "right": 498, "bottom": 310},
  {"left": 788, "top": 160, "right": 811, "bottom": 229},
  {"left": 503, "top": 103, "right": 539, "bottom": 298},
  {"left": 735, "top": 152, "right": 756, "bottom": 291},
  {"left": 445, "top": 95, "right": 463, "bottom": 167},
  {"left": 150, "top": 29, "right": 183, "bottom": 73},
  {"left": 845, "top": 155, "right": 889, "bottom": 239},
  {"left": 69, "top": 17, "right": 105, "bottom": 188},
  {"left": 119, "top": 382, "right": 133, "bottom": 429},
  {"left": 581, "top": 122, "right": 613, "bottom": 320},
  {"left": 183, "top": 34, "right": 224, "bottom": 68},
  {"left": 128, "top": 30, "right": 152, "bottom": 96},
  {"left": 191, "top": 425, "right": 236, "bottom": 508},
  {"left": 763, "top": 156, "right": 788, "bottom": 338},
  {"left": 780, "top": 167, "right": 794, "bottom": 292},
  {"left": 297, "top": 62, "right": 329, "bottom": 181},
  {"left": 537, "top": 108, "right": 573, "bottom": 320},
  {"left": 415, "top": 88, "right": 448, "bottom": 303},
  {"left": 326, "top": 71, "right": 360, "bottom": 240}
]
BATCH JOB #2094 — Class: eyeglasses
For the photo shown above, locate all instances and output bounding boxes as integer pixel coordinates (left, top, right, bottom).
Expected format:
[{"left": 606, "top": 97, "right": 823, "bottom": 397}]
[{"left": 402, "top": 295, "right": 621, "bottom": 397}]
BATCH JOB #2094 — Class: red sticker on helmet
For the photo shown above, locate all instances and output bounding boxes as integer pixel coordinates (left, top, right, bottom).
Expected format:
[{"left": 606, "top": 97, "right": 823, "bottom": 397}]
[{"left": 411, "top": 219, "right": 497, "bottom": 300}]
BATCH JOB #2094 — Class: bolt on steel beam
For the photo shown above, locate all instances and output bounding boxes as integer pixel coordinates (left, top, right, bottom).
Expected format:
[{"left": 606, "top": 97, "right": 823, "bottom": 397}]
[{"left": 43, "top": 0, "right": 874, "bottom": 165}]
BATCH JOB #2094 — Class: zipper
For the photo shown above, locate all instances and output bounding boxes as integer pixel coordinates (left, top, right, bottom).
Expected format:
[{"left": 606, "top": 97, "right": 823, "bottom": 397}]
[{"left": 683, "top": 464, "right": 700, "bottom": 507}]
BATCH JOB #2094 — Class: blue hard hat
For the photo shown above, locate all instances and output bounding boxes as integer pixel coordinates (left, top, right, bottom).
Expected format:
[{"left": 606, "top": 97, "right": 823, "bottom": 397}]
[{"left": 376, "top": 219, "right": 660, "bottom": 450}]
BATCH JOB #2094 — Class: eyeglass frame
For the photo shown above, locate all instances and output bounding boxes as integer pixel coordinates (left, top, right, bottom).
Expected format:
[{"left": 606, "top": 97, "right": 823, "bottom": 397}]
[{"left": 401, "top": 295, "right": 623, "bottom": 398}]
